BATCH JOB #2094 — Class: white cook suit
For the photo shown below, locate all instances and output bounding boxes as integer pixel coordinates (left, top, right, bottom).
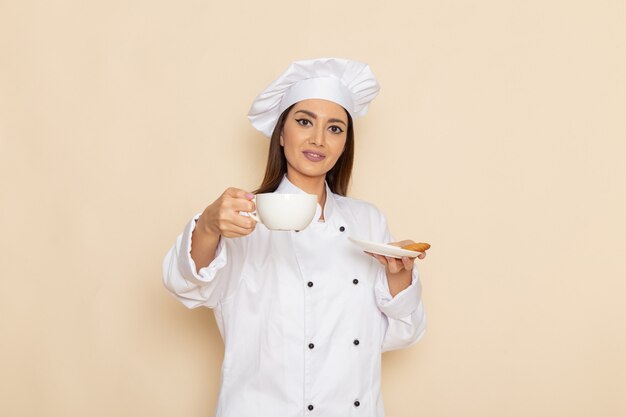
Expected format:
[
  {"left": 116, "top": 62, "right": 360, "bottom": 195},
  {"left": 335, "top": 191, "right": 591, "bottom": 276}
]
[{"left": 163, "top": 175, "right": 426, "bottom": 417}]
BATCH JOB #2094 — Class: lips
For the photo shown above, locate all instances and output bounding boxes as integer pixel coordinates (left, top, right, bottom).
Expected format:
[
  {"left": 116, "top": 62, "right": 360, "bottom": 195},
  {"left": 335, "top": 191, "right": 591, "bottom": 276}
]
[{"left": 303, "top": 151, "right": 326, "bottom": 162}]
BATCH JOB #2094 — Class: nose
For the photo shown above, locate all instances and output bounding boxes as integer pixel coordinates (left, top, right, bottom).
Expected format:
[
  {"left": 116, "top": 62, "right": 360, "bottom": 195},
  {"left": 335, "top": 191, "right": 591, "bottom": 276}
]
[{"left": 310, "top": 126, "right": 325, "bottom": 146}]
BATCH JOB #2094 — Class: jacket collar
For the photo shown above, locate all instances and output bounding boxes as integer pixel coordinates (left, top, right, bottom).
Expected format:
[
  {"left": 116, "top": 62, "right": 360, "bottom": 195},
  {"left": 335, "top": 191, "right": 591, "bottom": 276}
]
[{"left": 274, "top": 175, "right": 335, "bottom": 221}]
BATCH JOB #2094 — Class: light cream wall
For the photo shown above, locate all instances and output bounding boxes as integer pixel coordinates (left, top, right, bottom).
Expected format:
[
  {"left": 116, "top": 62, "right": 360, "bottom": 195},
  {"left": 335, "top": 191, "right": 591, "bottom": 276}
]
[{"left": 1, "top": 0, "right": 625, "bottom": 416}]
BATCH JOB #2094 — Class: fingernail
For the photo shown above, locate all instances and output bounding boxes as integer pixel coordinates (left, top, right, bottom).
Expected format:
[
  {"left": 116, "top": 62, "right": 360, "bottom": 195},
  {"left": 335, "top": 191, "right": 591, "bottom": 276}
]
[{"left": 245, "top": 193, "right": 254, "bottom": 199}]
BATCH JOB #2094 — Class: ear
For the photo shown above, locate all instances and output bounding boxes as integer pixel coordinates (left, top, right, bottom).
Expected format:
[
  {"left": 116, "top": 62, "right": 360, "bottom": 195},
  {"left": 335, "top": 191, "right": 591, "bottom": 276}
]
[{"left": 280, "top": 131, "right": 284, "bottom": 147}]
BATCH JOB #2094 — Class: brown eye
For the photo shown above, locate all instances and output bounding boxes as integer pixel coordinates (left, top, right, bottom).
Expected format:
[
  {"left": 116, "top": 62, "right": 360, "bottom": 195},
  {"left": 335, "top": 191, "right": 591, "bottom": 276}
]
[
  {"left": 329, "top": 125, "right": 344, "bottom": 134},
  {"left": 296, "top": 118, "right": 312, "bottom": 126}
]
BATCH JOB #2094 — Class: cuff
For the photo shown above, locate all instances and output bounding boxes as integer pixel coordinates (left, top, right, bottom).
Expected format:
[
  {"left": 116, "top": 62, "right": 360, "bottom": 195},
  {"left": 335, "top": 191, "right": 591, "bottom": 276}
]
[
  {"left": 177, "top": 214, "right": 227, "bottom": 285},
  {"left": 375, "top": 266, "right": 423, "bottom": 320}
]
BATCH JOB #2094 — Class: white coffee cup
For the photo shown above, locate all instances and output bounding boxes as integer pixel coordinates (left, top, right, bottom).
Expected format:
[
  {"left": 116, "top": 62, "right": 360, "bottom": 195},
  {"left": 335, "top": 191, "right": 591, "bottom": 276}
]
[{"left": 247, "top": 193, "right": 318, "bottom": 231}]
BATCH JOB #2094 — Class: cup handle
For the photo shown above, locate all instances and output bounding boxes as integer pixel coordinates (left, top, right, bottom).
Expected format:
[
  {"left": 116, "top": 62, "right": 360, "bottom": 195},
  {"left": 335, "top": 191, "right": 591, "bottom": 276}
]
[{"left": 247, "top": 211, "right": 261, "bottom": 223}]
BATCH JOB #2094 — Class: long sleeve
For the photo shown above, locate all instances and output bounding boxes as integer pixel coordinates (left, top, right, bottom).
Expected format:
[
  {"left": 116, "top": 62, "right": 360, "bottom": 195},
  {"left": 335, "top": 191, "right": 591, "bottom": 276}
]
[
  {"left": 375, "top": 266, "right": 427, "bottom": 352},
  {"left": 162, "top": 214, "right": 244, "bottom": 309}
]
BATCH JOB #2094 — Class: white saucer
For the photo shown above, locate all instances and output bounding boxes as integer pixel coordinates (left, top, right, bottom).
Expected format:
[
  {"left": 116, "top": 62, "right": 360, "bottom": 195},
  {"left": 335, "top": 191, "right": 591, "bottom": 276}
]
[{"left": 348, "top": 237, "right": 423, "bottom": 259}]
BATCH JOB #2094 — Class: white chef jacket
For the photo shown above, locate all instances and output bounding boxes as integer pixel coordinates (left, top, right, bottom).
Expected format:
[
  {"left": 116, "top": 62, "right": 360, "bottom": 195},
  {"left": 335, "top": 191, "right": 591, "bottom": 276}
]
[{"left": 163, "top": 175, "right": 426, "bottom": 417}]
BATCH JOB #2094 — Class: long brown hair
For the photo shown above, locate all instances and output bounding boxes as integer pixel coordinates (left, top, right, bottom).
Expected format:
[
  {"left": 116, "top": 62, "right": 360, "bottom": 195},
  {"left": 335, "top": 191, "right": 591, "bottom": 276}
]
[{"left": 254, "top": 104, "right": 355, "bottom": 195}]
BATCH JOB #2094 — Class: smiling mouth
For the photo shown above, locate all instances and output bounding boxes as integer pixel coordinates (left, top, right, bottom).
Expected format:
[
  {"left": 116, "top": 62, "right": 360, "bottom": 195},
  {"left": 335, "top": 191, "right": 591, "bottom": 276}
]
[{"left": 303, "top": 151, "right": 326, "bottom": 162}]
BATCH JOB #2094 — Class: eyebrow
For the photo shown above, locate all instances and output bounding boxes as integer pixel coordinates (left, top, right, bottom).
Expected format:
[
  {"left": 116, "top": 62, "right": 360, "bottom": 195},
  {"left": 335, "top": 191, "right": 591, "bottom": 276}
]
[{"left": 294, "top": 109, "right": 347, "bottom": 126}]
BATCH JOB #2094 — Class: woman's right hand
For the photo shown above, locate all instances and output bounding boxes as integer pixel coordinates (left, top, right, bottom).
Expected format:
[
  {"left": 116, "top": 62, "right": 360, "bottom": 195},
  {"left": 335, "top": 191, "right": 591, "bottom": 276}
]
[{"left": 196, "top": 187, "right": 257, "bottom": 238}]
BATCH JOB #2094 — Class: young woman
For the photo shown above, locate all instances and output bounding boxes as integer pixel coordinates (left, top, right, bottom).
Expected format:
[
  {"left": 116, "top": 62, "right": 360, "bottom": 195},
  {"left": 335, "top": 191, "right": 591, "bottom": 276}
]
[{"left": 163, "top": 57, "right": 427, "bottom": 417}]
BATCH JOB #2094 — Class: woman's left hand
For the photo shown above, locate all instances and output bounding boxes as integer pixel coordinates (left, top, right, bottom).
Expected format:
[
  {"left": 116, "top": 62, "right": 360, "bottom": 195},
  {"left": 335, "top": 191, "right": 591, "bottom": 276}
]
[{"left": 366, "top": 240, "right": 426, "bottom": 297}]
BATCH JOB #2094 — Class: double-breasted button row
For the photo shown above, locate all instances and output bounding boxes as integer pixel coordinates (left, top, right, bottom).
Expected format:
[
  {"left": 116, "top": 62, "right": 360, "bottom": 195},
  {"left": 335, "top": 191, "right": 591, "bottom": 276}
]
[{"left": 304, "top": 254, "right": 360, "bottom": 412}]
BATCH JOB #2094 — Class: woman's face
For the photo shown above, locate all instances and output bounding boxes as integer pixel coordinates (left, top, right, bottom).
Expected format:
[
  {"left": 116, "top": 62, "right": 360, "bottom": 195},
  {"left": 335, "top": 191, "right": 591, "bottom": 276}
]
[{"left": 280, "top": 99, "right": 349, "bottom": 184}]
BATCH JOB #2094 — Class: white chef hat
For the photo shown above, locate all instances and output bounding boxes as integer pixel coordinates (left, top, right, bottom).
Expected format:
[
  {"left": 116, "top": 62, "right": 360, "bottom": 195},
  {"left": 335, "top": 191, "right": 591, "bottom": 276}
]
[{"left": 247, "top": 57, "right": 380, "bottom": 137}]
